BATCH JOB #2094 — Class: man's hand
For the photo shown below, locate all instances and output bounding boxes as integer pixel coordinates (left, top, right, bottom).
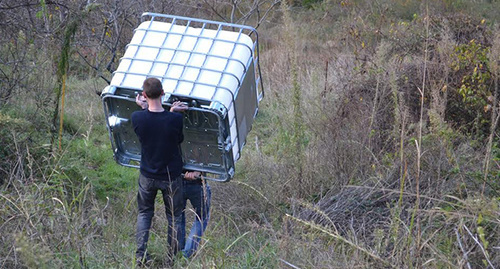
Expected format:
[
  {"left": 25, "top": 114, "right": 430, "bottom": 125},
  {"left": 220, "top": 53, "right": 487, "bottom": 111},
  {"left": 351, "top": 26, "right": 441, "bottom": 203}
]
[
  {"left": 170, "top": 101, "right": 188, "bottom": 112},
  {"left": 136, "top": 94, "right": 148, "bottom": 109},
  {"left": 184, "top": 171, "right": 201, "bottom": 180}
]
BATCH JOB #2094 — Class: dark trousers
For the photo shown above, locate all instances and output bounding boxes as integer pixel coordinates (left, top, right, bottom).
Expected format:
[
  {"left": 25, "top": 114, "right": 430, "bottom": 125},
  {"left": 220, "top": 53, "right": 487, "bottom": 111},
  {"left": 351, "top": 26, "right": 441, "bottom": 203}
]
[{"left": 136, "top": 173, "right": 185, "bottom": 260}]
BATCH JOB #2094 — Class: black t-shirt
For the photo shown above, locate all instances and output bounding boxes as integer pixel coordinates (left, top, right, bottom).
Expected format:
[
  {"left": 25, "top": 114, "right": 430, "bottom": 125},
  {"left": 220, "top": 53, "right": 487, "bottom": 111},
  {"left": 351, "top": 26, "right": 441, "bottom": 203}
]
[{"left": 131, "top": 109, "right": 184, "bottom": 180}]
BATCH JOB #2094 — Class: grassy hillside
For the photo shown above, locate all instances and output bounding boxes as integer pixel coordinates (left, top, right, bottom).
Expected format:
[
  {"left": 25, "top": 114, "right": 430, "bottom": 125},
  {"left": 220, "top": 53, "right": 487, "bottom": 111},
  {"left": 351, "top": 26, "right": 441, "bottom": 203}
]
[{"left": 1, "top": 0, "right": 500, "bottom": 268}]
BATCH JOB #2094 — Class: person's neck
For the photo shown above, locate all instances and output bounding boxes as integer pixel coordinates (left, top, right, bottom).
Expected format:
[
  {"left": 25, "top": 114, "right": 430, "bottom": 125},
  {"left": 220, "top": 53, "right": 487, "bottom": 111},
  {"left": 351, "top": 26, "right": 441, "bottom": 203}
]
[{"left": 147, "top": 99, "right": 165, "bottom": 112}]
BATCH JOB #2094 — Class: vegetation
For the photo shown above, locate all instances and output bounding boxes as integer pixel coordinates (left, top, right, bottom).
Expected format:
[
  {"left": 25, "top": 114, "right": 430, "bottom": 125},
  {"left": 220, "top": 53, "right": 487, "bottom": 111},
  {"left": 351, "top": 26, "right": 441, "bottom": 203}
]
[{"left": 1, "top": 0, "right": 500, "bottom": 268}]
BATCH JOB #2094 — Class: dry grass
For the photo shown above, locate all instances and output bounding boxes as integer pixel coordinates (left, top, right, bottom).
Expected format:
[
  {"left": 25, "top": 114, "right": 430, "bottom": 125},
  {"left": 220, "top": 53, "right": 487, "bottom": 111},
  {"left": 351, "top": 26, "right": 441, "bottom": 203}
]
[
  {"left": 1, "top": 0, "right": 500, "bottom": 268},
  {"left": 233, "top": 1, "right": 500, "bottom": 268}
]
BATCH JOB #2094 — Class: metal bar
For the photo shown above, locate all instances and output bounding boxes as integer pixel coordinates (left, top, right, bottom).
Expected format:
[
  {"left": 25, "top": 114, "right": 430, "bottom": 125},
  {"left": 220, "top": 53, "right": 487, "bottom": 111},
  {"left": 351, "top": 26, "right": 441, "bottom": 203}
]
[
  {"left": 145, "top": 18, "right": 176, "bottom": 76},
  {"left": 182, "top": 22, "right": 208, "bottom": 95},
  {"left": 230, "top": 53, "right": 253, "bottom": 101},
  {"left": 116, "top": 57, "right": 241, "bottom": 87},
  {"left": 169, "top": 20, "right": 193, "bottom": 93},
  {"left": 212, "top": 28, "right": 244, "bottom": 99},
  {"left": 142, "top": 12, "right": 257, "bottom": 33},
  {"left": 112, "top": 69, "right": 236, "bottom": 104},
  {"left": 121, "top": 19, "right": 155, "bottom": 87},
  {"left": 252, "top": 31, "right": 265, "bottom": 102},
  {"left": 124, "top": 42, "right": 247, "bottom": 76},
  {"left": 102, "top": 96, "right": 118, "bottom": 158},
  {"left": 212, "top": 28, "right": 245, "bottom": 156},
  {"left": 186, "top": 23, "right": 223, "bottom": 96},
  {"left": 133, "top": 28, "right": 254, "bottom": 57},
  {"left": 189, "top": 22, "right": 216, "bottom": 96}
]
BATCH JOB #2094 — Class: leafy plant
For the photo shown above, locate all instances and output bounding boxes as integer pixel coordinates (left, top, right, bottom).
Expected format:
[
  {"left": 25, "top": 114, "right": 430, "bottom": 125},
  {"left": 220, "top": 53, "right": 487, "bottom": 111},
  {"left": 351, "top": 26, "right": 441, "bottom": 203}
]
[{"left": 452, "top": 39, "right": 491, "bottom": 105}]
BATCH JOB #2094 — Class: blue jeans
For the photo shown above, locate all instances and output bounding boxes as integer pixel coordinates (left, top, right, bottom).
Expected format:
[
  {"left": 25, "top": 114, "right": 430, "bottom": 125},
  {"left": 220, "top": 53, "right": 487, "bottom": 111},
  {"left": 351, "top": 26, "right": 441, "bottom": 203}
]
[
  {"left": 136, "top": 173, "right": 185, "bottom": 260},
  {"left": 181, "top": 180, "right": 211, "bottom": 258}
]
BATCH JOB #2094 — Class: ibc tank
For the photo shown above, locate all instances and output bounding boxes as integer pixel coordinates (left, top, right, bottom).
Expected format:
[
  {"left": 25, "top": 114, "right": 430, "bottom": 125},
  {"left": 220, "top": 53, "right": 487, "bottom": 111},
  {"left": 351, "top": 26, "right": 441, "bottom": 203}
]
[{"left": 101, "top": 13, "right": 264, "bottom": 182}]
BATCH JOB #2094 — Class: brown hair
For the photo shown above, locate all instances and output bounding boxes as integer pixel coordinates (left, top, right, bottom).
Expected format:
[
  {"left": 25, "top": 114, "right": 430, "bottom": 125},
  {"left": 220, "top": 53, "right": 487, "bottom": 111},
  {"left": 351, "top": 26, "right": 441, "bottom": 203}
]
[{"left": 142, "top": 77, "right": 163, "bottom": 99}]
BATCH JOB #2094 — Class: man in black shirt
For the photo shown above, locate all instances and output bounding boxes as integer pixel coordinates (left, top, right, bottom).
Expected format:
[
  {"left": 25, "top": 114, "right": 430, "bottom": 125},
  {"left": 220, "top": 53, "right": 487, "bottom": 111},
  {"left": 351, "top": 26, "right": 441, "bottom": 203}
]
[{"left": 132, "top": 77, "right": 188, "bottom": 265}]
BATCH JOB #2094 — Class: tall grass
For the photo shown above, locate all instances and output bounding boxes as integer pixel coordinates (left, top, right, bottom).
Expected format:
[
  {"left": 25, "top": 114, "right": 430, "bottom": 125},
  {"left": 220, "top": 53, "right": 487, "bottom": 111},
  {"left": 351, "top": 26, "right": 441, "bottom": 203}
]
[
  {"left": 1, "top": 0, "right": 500, "bottom": 268},
  {"left": 235, "top": 1, "right": 500, "bottom": 268}
]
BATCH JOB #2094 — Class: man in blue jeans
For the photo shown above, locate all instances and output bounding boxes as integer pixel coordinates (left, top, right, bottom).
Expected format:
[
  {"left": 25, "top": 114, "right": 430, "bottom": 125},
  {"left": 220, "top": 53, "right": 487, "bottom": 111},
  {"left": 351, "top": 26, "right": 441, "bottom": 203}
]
[
  {"left": 182, "top": 171, "right": 211, "bottom": 258},
  {"left": 132, "top": 77, "right": 188, "bottom": 265}
]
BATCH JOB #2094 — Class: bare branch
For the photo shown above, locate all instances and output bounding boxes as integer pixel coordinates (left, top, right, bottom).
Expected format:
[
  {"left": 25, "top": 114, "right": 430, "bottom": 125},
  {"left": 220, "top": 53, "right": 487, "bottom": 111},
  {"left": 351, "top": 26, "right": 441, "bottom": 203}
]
[
  {"left": 455, "top": 228, "right": 472, "bottom": 269},
  {"left": 203, "top": 0, "right": 229, "bottom": 22},
  {"left": 463, "top": 225, "right": 494, "bottom": 269}
]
